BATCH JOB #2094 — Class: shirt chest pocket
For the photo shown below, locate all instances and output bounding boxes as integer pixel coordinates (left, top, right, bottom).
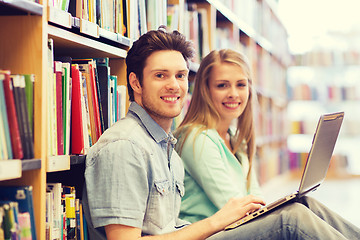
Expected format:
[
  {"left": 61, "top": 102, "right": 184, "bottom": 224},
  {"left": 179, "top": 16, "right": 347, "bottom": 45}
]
[
  {"left": 146, "top": 180, "right": 173, "bottom": 229},
  {"left": 174, "top": 181, "right": 185, "bottom": 215},
  {"left": 155, "top": 181, "right": 171, "bottom": 195}
]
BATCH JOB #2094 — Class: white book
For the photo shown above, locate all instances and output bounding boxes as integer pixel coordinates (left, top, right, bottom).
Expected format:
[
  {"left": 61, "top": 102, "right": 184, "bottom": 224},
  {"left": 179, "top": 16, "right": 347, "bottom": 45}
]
[{"left": 47, "top": 183, "right": 63, "bottom": 239}]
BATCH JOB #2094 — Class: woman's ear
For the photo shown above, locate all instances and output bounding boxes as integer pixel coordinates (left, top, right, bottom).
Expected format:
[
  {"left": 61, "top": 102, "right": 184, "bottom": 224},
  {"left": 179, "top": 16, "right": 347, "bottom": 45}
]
[{"left": 129, "top": 72, "right": 142, "bottom": 94}]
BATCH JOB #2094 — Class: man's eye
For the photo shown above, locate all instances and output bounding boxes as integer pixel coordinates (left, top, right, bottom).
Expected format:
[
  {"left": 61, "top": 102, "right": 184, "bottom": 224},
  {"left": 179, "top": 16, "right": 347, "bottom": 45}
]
[
  {"left": 177, "top": 74, "right": 186, "bottom": 79},
  {"left": 155, "top": 73, "right": 164, "bottom": 78}
]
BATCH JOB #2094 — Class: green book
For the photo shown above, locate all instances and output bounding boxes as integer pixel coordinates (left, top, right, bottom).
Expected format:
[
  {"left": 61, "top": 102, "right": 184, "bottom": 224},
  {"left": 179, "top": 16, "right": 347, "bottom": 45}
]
[{"left": 24, "top": 74, "right": 35, "bottom": 136}]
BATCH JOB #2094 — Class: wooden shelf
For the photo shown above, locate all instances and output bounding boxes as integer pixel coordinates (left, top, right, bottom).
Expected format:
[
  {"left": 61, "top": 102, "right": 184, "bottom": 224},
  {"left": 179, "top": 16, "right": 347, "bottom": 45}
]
[
  {"left": 22, "top": 159, "right": 42, "bottom": 171},
  {"left": 47, "top": 7, "right": 131, "bottom": 50},
  {"left": 0, "top": 0, "right": 43, "bottom": 15},
  {"left": 47, "top": 155, "right": 70, "bottom": 172},
  {"left": 207, "top": 0, "right": 273, "bottom": 52},
  {"left": 48, "top": 24, "right": 128, "bottom": 59},
  {"left": 70, "top": 155, "right": 86, "bottom": 165},
  {"left": 0, "top": 160, "right": 21, "bottom": 181}
]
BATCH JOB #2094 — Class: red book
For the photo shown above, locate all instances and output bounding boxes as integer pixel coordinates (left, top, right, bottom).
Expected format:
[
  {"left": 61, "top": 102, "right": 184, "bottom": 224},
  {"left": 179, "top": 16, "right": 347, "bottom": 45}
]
[
  {"left": 54, "top": 61, "right": 64, "bottom": 155},
  {"left": 0, "top": 70, "right": 24, "bottom": 159},
  {"left": 70, "top": 64, "right": 85, "bottom": 154},
  {"left": 89, "top": 61, "right": 102, "bottom": 140},
  {"left": 72, "top": 59, "right": 102, "bottom": 143}
]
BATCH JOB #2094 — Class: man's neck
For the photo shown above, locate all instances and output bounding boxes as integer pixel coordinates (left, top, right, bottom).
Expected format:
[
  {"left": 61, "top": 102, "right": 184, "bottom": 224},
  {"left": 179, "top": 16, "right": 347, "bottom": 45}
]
[
  {"left": 135, "top": 100, "right": 173, "bottom": 134},
  {"left": 151, "top": 115, "right": 173, "bottom": 134}
]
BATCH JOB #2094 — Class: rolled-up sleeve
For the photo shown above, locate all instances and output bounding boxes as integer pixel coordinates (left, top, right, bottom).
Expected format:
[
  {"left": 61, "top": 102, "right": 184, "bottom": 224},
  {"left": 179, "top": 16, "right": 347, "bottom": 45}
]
[{"left": 85, "top": 139, "right": 148, "bottom": 229}]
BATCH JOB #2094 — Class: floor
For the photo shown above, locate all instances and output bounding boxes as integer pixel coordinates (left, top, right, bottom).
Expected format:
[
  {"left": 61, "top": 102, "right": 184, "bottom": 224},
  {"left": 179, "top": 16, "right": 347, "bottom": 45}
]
[{"left": 261, "top": 173, "right": 360, "bottom": 227}]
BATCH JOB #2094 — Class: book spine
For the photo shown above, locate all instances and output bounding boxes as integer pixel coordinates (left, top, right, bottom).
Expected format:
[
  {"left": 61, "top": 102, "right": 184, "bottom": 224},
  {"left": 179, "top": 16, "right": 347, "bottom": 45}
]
[
  {"left": 18, "top": 76, "right": 34, "bottom": 159},
  {"left": 54, "top": 61, "right": 64, "bottom": 155},
  {"left": 11, "top": 75, "right": 31, "bottom": 159},
  {"left": 1, "top": 71, "right": 23, "bottom": 159},
  {"left": 0, "top": 75, "right": 12, "bottom": 159},
  {"left": 93, "top": 64, "right": 105, "bottom": 134},
  {"left": 70, "top": 65, "right": 85, "bottom": 155},
  {"left": 24, "top": 74, "right": 35, "bottom": 136},
  {"left": 89, "top": 62, "right": 102, "bottom": 141},
  {"left": 95, "top": 58, "right": 110, "bottom": 131}
]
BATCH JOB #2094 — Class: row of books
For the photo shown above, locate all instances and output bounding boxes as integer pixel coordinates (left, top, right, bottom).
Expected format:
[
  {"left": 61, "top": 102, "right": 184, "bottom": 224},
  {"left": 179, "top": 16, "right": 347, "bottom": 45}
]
[
  {"left": 294, "top": 49, "right": 360, "bottom": 66},
  {"left": 129, "top": 0, "right": 167, "bottom": 40},
  {"left": 47, "top": 0, "right": 170, "bottom": 41},
  {"left": 183, "top": 3, "right": 211, "bottom": 63},
  {"left": 46, "top": 183, "right": 88, "bottom": 240},
  {"left": 217, "top": 0, "right": 289, "bottom": 59},
  {"left": 49, "top": 0, "right": 128, "bottom": 36},
  {"left": 0, "top": 186, "right": 37, "bottom": 240},
  {"left": 47, "top": 39, "right": 127, "bottom": 156},
  {"left": 0, "top": 71, "right": 34, "bottom": 160},
  {"left": 288, "top": 151, "right": 348, "bottom": 173},
  {"left": 256, "top": 46, "right": 288, "bottom": 100},
  {"left": 256, "top": 144, "right": 289, "bottom": 185},
  {"left": 290, "top": 120, "right": 320, "bottom": 135},
  {"left": 289, "top": 84, "right": 360, "bottom": 101}
]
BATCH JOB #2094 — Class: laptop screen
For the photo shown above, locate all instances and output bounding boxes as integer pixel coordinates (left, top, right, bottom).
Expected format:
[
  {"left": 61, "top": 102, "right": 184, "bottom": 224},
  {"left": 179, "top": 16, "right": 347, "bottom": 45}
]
[{"left": 298, "top": 112, "right": 344, "bottom": 195}]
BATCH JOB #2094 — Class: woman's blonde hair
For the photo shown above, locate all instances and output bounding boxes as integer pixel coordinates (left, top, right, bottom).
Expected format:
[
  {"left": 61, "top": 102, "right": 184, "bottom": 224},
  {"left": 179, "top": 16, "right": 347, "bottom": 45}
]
[{"left": 174, "top": 49, "right": 256, "bottom": 189}]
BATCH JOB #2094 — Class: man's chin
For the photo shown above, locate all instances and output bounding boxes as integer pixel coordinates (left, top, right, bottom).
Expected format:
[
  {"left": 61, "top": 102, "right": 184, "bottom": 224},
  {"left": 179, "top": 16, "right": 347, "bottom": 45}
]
[{"left": 164, "top": 110, "right": 182, "bottom": 119}]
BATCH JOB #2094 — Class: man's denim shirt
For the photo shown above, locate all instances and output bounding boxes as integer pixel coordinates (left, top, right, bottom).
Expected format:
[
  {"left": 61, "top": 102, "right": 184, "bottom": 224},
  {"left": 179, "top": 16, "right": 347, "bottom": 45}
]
[{"left": 83, "top": 102, "right": 189, "bottom": 238}]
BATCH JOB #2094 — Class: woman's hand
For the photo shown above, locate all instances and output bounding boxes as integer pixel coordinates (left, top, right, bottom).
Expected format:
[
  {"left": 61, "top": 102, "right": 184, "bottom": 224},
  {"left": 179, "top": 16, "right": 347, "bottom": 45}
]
[{"left": 208, "top": 195, "right": 266, "bottom": 231}]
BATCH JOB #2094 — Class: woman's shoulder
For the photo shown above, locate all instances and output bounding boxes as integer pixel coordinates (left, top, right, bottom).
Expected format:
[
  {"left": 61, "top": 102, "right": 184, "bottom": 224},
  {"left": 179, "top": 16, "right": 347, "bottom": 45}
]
[
  {"left": 183, "top": 125, "right": 218, "bottom": 139},
  {"left": 175, "top": 125, "right": 219, "bottom": 148}
]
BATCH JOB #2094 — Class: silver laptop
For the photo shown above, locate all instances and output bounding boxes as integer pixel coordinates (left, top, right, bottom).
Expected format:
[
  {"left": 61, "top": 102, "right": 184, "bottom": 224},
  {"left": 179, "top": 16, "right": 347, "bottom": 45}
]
[{"left": 225, "top": 111, "right": 344, "bottom": 230}]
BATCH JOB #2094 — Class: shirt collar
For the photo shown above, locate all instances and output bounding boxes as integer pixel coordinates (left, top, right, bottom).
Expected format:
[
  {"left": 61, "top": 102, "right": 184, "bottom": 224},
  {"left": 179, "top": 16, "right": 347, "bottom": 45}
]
[{"left": 128, "top": 102, "right": 177, "bottom": 145}]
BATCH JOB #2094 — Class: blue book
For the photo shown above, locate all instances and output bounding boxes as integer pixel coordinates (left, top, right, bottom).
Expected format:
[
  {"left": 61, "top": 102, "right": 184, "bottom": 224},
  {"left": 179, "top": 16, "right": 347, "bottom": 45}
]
[
  {"left": 94, "top": 58, "right": 110, "bottom": 131},
  {"left": 0, "top": 185, "right": 37, "bottom": 240}
]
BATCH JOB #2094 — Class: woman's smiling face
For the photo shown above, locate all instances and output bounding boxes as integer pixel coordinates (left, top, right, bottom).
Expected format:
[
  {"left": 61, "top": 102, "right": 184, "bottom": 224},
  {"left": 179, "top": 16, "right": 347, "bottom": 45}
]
[{"left": 208, "top": 62, "right": 250, "bottom": 124}]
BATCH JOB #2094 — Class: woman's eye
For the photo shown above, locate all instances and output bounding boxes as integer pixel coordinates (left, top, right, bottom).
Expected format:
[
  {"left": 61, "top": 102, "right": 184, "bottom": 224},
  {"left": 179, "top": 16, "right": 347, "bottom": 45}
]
[{"left": 217, "top": 83, "right": 226, "bottom": 88}]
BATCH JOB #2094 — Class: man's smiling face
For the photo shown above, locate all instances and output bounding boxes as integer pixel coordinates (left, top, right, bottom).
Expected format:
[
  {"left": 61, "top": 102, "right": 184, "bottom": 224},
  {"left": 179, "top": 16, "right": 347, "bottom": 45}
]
[{"left": 139, "top": 50, "right": 189, "bottom": 126}]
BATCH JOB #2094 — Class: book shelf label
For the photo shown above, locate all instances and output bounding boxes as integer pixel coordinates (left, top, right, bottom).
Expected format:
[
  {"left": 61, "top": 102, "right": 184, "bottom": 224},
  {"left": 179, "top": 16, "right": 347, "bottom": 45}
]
[
  {"left": 80, "top": 19, "right": 100, "bottom": 38},
  {"left": 48, "top": 6, "right": 72, "bottom": 28},
  {"left": 0, "top": 160, "right": 22, "bottom": 181},
  {"left": 47, "top": 155, "right": 70, "bottom": 172}
]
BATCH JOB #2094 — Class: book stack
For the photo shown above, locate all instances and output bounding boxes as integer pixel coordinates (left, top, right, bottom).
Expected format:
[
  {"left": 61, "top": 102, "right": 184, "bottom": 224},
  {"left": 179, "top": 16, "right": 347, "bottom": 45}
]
[
  {"left": 0, "top": 186, "right": 37, "bottom": 240},
  {"left": 0, "top": 70, "right": 35, "bottom": 160},
  {"left": 47, "top": 39, "right": 127, "bottom": 156},
  {"left": 46, "top": 183, "right": 88, "bottom": 240},
  {"left": 49, "top": 0, "right": 128, "bottom": 36}
]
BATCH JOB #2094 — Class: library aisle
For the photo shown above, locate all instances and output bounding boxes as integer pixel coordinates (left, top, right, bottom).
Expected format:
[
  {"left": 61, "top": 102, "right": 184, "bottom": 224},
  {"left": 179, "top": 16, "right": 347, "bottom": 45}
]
[{"left": 262, "top": 174, "right": 360, "bottom": 227}]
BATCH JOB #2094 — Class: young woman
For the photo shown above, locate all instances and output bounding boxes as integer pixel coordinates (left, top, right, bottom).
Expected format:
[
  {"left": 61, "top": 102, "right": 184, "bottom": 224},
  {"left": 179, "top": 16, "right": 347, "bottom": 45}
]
[{"left": 174, "top": 49, "right": 360, "bottom": 239}]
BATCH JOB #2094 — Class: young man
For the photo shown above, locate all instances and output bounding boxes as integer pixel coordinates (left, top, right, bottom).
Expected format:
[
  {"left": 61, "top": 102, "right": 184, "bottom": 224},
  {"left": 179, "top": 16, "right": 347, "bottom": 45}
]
[{"left": 82, "top": 28, "right": 359, "bottom": 240}]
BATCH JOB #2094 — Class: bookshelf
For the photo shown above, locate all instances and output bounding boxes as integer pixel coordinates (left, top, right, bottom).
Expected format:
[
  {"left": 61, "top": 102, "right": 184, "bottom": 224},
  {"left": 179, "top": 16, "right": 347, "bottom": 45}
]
[
  {"left": 0, "top": 3, "right": 47, "bottom": 239},
  {"left": 286, "top": 30, "right": 360, "bottom": 176},
  {"left": 0, "top": 0, "right": 291, "bottom": 238},
  {"left": 287, "top": 64, "right": 360, "bottom": 176}
]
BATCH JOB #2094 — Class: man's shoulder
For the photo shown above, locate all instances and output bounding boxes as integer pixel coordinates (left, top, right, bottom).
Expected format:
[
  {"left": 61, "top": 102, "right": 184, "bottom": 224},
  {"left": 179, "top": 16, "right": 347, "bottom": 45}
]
[
  {"left": 91, "top": 116, "right": 151, "bottom": 151},
  {"left": 105, "top": 116, "right": 146, "bottom": 138}
]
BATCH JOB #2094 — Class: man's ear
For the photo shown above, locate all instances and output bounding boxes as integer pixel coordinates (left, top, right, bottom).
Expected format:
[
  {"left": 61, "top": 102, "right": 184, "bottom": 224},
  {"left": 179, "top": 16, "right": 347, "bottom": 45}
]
[{"left": 129, "top": 72, "right": 142, "bottom": 94}]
